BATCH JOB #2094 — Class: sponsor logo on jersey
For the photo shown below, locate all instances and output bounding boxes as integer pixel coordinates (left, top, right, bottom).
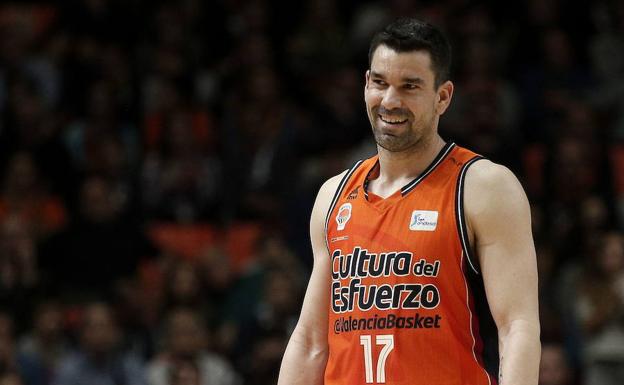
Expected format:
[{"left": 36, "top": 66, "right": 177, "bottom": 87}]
[
  {"left": 331, "top": 247, "right": 442, "bottom": 314},
  {"left": 347, "top": 186, "right": 359, "bottom": 200},
  {"left": 336, "top": 203, "right": 352, "bottom": 230},
  {"left": 409, "top": 210, "right": 438, "bottom": 231},
  {"left": 334, "top": 313, "right": 442, "bottom": 334}
]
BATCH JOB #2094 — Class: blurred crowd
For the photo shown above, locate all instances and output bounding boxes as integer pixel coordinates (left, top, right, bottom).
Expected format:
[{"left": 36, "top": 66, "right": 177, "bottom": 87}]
[{"left": 1, "top": 0, "right": 624, "bottom": 384}]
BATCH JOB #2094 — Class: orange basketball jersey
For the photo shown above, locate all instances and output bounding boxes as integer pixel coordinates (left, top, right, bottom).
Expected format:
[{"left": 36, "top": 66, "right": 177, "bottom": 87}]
[{"left": 324, "top": 142, "right": 498, "bottom": 385}]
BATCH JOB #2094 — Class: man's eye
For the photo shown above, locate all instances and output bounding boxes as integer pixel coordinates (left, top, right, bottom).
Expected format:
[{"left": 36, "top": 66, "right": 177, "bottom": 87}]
[
  {"left": 404, "top": 84, "right": 418, "bottom": 90},
  {"left": 373, "top": 79, "right": 386, "bottom": 86}
]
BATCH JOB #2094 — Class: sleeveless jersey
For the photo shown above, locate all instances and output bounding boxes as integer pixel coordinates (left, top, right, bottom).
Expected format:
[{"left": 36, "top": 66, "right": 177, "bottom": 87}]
[{"left": 324, "top": 142, "right": 498, "bottom": 385}]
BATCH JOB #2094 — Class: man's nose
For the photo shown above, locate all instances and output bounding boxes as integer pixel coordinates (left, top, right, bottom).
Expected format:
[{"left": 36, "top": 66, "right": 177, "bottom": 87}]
[{"left": 381, "top": 86, "right": 402, "bottom": 110}]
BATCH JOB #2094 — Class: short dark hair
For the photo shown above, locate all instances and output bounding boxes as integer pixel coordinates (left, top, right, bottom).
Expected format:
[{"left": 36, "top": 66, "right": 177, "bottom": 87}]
[{"left": 368, "top": 18, "right": 452, "bottom": 88}]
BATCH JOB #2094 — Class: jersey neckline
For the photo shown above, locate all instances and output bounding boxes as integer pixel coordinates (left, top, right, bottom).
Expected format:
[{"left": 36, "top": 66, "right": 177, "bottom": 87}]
[{"left": 363, "top": 141, "right": 456, "bottom": 201}]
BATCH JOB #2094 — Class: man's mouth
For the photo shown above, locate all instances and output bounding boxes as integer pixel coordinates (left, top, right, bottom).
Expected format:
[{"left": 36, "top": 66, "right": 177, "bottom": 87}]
[{"left": 379, "top": 114, "right": 408, "bottom": 125}]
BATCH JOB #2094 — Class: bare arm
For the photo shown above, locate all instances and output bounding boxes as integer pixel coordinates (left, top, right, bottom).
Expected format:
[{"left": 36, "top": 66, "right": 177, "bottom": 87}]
[
  {"left": 277, "top": 172, "right": 345, "bottom": 385},
  {"left": 465, "top": 161, "right": 540, "bottom": 385}
]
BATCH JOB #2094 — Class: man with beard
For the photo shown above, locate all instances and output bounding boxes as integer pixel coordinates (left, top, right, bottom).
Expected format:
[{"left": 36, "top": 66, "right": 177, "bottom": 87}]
[{"left": 278, "top": 18, "right": 540, "bottom": 385}]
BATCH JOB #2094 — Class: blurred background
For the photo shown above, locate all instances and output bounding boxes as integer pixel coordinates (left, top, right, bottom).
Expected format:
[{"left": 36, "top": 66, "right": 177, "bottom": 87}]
[{"left": 0, "top": 0, "right": 623, "bottom": 384}]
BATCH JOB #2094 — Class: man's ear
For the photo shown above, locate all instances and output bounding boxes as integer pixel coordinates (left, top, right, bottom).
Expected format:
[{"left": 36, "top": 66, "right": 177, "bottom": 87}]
[{"left": 436, "top": 80, "right": 454, "bottom": 115}]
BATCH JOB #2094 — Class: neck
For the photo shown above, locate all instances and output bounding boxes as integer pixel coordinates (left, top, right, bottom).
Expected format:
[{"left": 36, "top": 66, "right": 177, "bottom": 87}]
[{"left": 377, "top": 134, "right": 446, "bottom": 182}]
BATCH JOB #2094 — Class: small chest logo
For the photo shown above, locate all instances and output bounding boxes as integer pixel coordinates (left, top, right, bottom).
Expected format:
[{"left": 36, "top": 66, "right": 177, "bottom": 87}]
[
  {"left": 347, "top": 186, "right": 359, "bottom": 200},
  {"left": 409, "top": 210, "right": 438, "bottom": 231},
  {"left": 336, "top": 203, "right": 352, "bottom": 231}
]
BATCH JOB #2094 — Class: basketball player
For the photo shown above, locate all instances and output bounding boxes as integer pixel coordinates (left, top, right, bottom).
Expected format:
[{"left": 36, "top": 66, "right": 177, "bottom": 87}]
[{"left": 278, "top": 18, "right": 540, "bottom": 385}]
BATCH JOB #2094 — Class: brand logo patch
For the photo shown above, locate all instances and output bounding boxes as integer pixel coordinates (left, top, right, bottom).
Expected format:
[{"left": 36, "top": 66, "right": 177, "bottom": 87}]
[
  {"left": 336, "top": 203, "right": 352, "bottom": 231},
  {"left": 347, "top": 186, "right": 359, "bottom": 200},
  {"left": 409, "top": 210, "right": 438, "bottom": 231}
]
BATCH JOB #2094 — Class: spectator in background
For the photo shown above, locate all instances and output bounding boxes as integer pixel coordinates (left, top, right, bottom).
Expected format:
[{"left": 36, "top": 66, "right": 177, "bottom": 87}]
[
  {"left": 445, "top": 36, "right": 522, "bottom": 166},
  {"left": 63, "top": 80, "right": 138, "bottom": 176},
  {"left": 0, "top": 71, "right": 74, "bottom": 202},
  {"left": 39, "top": 175, "right": 154, "bottom": 301},
  {"left": 578, "top": 196, "right": 614, "bottom": 253},
  {"left": 236, "top": 269, "right": 301, "bottom": 384},
  {"left": 162, "top": 261, "right": 207, "bottom": 318},
  {"left": 217, "top": 234, "right": 304, "bottom": 350},
  {"left": 536, "top": 241, "right": 563, "bottom": 340},
  {"left": 17, "top": 300, "right": 68, "bottom": 385},
  {"left": 199, "top": 235, "right": 302, "bottom": 362},
  {"left": 547, "top": 134, "right": 606, "bottom": 266},
  {"left": 287, "top": 0, "right": 348, "bottom": 74},
  {"left": 587, "top": 0, "right": 624, "bottom": 140},
  {"left": 245, "top": 330, "right": 288, "bottom": 385},
  {"left": 221, "top": 66, "right": 299, "bottom": 221},
  {"left": 303, "top": 65, "right": 370, "bottom": 157},
  {"left": 141, "top": 109, "right": 221, "bottom": 223},
  {"left": 63, "top": 78, "right": 139, "bottom": 215},
  {"left": 518, "top": 27, "right": 592, "bottom": 142},
  {"left": 0, "top": 215, "right": 39, "bottom": 329},
  {"left": 197, "top": 247, "right": 236, "bottom": 331},
  {"left": 53, "top": 302, "right": 145, "bottom": 385},
  {"left": 138, "top": 1, "right": 221, "bottom": 224},
  {"left": 0, "top": 312, "right": 19, "bottom": 378},
  {"left": 539, "top": 341, "right": 574, "bottom": 385},
  {"left": 146, "top": 307, "right": 239, "bottom": 385},
  {"left": 0, "top": 152, "right": 66, "bottom": 237},
  {"left": 570, "top": 232, "right": 624, "bottom": 385}
]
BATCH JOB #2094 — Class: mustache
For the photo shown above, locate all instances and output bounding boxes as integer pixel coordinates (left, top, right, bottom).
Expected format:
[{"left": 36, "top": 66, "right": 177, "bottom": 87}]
[{"left": 376, "top": 106, "right": 411, "bottom": 117}]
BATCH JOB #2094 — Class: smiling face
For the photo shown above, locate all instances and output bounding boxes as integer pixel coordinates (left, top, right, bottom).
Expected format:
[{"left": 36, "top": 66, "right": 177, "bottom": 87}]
[{"left": 365, "top": 45, "right": 453, "bottom": 153}]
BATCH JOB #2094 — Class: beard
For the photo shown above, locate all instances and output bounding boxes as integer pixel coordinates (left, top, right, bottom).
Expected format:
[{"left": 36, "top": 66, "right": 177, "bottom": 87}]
[{"left": 368, "top": 106, "right": 435, "bottom": 153}]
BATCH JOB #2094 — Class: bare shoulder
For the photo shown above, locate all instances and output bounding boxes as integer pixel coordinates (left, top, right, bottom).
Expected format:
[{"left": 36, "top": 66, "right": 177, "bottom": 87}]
[
  {"left": 464, "top": 159, "right": 529, "bottom": 213},
  {"left": 463, "top": 159, "right": 531, "bottom": 243},
  {"left": 309, "top": 170, "right": 350, "bottom": 256},
  {"left": 318, "top": 171, "right": 349, "bottom": 201},
  {"left": 312, "top": 170, "right": 349, "bottom": 217}
]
